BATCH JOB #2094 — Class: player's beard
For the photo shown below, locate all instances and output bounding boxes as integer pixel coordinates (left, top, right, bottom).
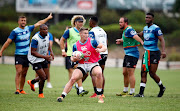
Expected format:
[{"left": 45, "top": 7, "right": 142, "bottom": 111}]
[
  {"left": 120, "top": 26, "right": 124, "bottom": 29},
  {"left": 20, "top": 24, "right": 26, "bottom": 28}
]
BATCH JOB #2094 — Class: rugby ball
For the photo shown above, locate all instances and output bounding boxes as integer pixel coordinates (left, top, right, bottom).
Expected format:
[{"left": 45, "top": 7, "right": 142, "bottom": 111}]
[{"left": 72, "top": 51, "right": 84, "bottom": 59}]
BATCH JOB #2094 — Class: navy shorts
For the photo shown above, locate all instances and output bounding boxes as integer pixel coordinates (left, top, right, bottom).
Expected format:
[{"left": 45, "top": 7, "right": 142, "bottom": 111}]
[
  {"left": 31, "top": 60, "right": 48, "bottom": 70},
  {"left": 98, "top": 54, "right": 108, "bottom": 66},
  {"left": 65, "top": 56, "right": 77, "bottom": 69},
  {"left": 123, "top": 55, "right": 138, "bottom": 68},
  {"left": 142, "top": 50, "right": 161, "bottom": 64},
  {"left": 15, "top": 55, "right": 29, "bottom": 67}
]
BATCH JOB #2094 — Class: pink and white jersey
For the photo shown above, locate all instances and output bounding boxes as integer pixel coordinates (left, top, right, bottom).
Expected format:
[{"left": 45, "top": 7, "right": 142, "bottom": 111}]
[{"left": 76, "top": 38, "right": 101, "bottom": 64}]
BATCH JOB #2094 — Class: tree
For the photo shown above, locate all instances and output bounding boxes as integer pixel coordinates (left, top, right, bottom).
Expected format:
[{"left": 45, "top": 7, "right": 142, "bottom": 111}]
[{"left": 173, "top": 0, "right": 180, "bottom": 12}]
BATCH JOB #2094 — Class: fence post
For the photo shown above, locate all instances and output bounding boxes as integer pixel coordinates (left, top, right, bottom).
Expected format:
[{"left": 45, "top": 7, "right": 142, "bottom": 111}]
[
  {"left": 2, "top": 55, "right": 4, "bottom": 64},
  {"left": 115, "top": 58, "right": 119, "bottom": 68},
  {"left": 166, "top": 60, "right": 169, "bottom": 69}
]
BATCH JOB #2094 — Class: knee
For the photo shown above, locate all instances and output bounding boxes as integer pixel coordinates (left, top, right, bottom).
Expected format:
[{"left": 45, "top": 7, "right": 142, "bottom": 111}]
[
  {"left": 16, "top": 70, "right": 22, "bottom": 75},
  {"left": 96, "top": 72, "right": 102, "bottom": 79},
  {"left": 70, "top": 77, "right": 76, "bottom": 84},
  {"left": 149, "top": 70, "right": 155, "bottom": 78},
  {"left": 21, "top": 73, "right": 27, "bottom": 78},
  {"left": 41, "top": 76, "right": 47, "bottom": 81}
]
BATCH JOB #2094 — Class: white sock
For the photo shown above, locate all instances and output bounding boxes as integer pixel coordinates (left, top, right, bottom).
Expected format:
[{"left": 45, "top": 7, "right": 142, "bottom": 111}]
[
  {"left": 130, "top": 88, "right": 135, "bottom": 94},
  {"left": 75, "top": 83, "right": 79, "bottom": 88},
  {"left": 123, "top": 87, "right": 128, "bottom": 92},
  {"left": 158, "top": 80, "right": 162, "bottom": 85},
  {"left": 79, "top": 86, "right": 83, "bottom": 93},
  {"left": 97, "top": 88, "right": 102, "bottom": 92},
  {"left": 62, "top": 92, "right": 67, "bottom": 96},
  {"left": 140, "top": 83, "right": 146, "bottom": 87}
]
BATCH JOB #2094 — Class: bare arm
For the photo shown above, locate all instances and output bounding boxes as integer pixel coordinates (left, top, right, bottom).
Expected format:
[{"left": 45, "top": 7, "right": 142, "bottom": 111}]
[
  {"left": 116, "top": 38, "right": 123, "bottom": 44},
  {"left": 59, "top": 37, "right": 67, "bottom": 57},
  {"left": 31, "top": 47, "right": 51, "bottom": 61},
  {"left": 0, "top": 38, "right": 12, "bottom": 57},
  {"left": 34, "top": 13, "right": 53, "bottom": 29},
  {"left": 138, "top": 31, "right": 143, "bottom": 37},
  {"left": 158, "top": 35, "right": 166, "bottom": 59},
  {"left": 49, "top": 41, "right": 54, "bottom": 60},
  {"left": 133, "top": 35, "right": 144, "bottom": 45},
  {"left": 96, "top": 43, "right": 107, "bottom": 53},
  {"left": 54, "top": 37, "right": 60, "bottom": 46}
]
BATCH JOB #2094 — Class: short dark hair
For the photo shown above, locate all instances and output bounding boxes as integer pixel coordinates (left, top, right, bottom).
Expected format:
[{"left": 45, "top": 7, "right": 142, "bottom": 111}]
[
  {"left": 121, "top": 17, "right": 129, "bottom": 24},
  {"left": 90, "top": 16, "right": 98, "bottom": 23},
  {"left": 79, "top": 27, "right": 89, "bottom": 32},
  {"left": 18, "top": 16, "right": 26, "bottom": 21},
  {"left": 40, "top": 24, "right": 48, "bottom": 29},
  {"left": 146, "top": 12, "right": 154, "bottom": 18}
]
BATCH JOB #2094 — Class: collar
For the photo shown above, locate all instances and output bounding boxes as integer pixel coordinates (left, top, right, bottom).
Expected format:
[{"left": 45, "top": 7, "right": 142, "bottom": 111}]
[{"left": 73, "top": 27, "right": 79, "bottom": 33}]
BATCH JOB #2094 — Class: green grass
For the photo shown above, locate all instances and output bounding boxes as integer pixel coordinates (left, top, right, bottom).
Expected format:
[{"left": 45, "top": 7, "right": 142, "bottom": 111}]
[{"left": 0, "top": 64, "right": 180, "bottom": 111}]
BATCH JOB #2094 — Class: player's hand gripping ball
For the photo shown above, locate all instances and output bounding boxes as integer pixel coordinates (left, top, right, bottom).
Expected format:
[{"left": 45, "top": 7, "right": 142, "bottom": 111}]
[{"left": 72, "top": 51, "right": 84, "bottom": 59}]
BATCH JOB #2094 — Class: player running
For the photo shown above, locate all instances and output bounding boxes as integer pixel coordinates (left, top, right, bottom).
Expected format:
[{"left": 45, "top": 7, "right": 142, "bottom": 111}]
[
  {"left": 89, "top": 16, "right": 108, "bottom": 98},
  {"left": 57, "top": 27, "right": 107, "bottom": 103},
  {"left": 27, "top": 24, "right": 54, "bottom": 98}
]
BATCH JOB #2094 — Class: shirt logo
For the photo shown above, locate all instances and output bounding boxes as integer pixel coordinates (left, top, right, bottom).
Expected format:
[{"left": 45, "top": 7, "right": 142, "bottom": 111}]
[
  {"left": 153, "top": 59, "right": 157, "bottom": 63},
  {"left": 81, "top": 46, "right": 87, "bottom": 51},
  {"left": 127, "top": 62, "right": 130, "bottom": 67},
  {"left": 130, "top": 30, "right": 136, "bottom": 35},
  {"left": 158, "top": 30, "right": 163, "bottom": 35}
]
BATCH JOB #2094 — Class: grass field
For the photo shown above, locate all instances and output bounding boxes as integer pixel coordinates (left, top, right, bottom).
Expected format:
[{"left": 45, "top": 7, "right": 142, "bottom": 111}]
[{"left": 0, "top": 64, "right": 180, "bottom": 111}]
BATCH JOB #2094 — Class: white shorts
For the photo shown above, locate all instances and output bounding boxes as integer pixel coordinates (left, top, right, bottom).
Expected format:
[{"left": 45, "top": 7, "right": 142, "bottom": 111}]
[{"left": 77, "top": 62, "right": 99, "bottom": 75}]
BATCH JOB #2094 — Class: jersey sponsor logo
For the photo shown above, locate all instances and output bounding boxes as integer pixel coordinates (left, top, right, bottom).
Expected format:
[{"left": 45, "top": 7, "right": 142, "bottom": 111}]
[
  {"left": 144, "top": 35, "right": 150, "bottom": 40},
  {"left": 81, "top": 46, "right": 87, "bottom": 51},
  {"left": 89, "top": 34, "right": 94, "bottom": 38},
  {"left": 130, "top": 30, "right": 136, "bottom": 35},
  {"left": 158, "top": 30, "right": 163, "bottom": 35},
  {"left": 84, "top": 51, "right": 91, "bottom": 56}
]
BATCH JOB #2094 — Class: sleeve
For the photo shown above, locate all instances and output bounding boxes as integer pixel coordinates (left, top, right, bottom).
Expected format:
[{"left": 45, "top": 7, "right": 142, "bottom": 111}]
[
  {"left": 89, "top": 31, "right": 95, "bottom": 39},
  {"left": 125, "top": 28, "right": 137, "bottom": 38},
  {"left": 8, "top": 31, "right": 16, "bottom": 40},
  {"left": 49, "top": 33, "right": 53, "bottom": 41},
  {"left": 91, "top": 39, "right": 99, "bottom": 48},
  {"left": 62, "top": 29, "right": 70, "bottom": 39},
  {"left": 31, "top": 39, "right": 38, "bottom": 48},
  {"left": 155, "top": 27, "right": 163, "bottom": 37},
  {"left": 28, "top": 25, "right": 35, "bottom": 32},
  {"left": 72, "top": 43, "right": 77, "bottom": 52}
]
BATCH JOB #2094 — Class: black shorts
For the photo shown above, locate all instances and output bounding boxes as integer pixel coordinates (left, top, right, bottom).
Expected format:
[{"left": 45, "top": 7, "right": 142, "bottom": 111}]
[
  {"left": 47, "top": 60, "right": 51, "bottom": 64},
  {"left": 65, "top": 56, "right": 78, "bottom": 69},
  {"left": 142, "top": 50, "right": 161, "bottom": 64},
  {"left": 15, "top": 55, "right": 29, "bottom": 67},
  {"left": 98, "top": 54, "right": 108, "bottom": 66},
  {"left": 31, "top": 60, "right": 48, "bottom": 70},
  {"left": 123, "top": 55, "right": 138, "bottom": 68}
]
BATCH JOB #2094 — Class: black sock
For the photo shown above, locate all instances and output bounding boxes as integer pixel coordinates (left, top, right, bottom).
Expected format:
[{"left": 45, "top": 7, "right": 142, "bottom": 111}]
[
  {"left": 139, "top": 86, "right": 145, "bottom": 95},
  {"left": 31, "top": 79, "right": 36, "bottom": 84},
  {"left": 102, "top": 89, "right": 104, "bottom": 94},
  {"left": 94, "top": 87, "right": 97, "bottom": 94},
  {"left": 61, "top": 94, "right": 66, "bottom": 98},
  {"left": 159, "top": 84, "right": 164, "bottom": 89},
  {"left": 39, "top": 90, "right": 43, "bottom": 94}
]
